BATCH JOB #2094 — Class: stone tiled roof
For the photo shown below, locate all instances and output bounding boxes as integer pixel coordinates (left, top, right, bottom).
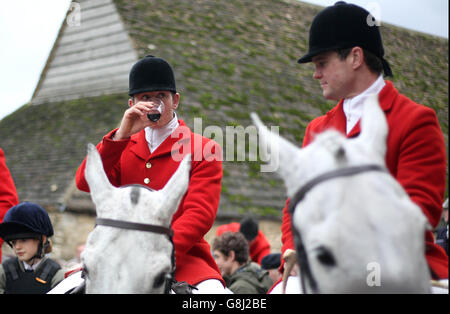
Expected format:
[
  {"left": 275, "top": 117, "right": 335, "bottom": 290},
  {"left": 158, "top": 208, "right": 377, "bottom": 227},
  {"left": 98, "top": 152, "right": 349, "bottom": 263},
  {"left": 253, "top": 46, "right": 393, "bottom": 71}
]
[
  {"left": 0, "top": 0, "right": 447, "bottom": 219},
  {"left": 0, "top": 94, "right": 127, "bottom": 211}
]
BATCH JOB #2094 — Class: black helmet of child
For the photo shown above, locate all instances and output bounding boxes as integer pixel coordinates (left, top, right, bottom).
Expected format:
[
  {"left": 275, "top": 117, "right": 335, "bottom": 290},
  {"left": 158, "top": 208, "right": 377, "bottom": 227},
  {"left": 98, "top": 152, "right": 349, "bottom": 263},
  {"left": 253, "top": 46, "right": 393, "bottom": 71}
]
[{"left": 0, "top": 202, "right": 54, "bottom": 243}]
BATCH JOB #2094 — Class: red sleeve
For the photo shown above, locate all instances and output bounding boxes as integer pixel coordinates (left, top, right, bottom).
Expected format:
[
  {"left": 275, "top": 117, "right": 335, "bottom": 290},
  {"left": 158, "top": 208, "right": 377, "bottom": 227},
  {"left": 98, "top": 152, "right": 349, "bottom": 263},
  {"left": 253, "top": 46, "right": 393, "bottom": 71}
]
[
  {"left": 279, "top": 199, "right": 294, "bottom": 272},
  {"left": 393, "top": 106, "right": 448, "bottom": 278},
  {"left": 171, "top": 139, "right": 223, "bottom": 255},
  {"left": 280, "top": 122, "right": 316, "bottom": 272},
  {"left": 0, "top": 148, "right": 19, "bottom": 259},
  {"left": 302, "top": 122, "right": 315, "bottom": 148},
  {"left": 0, "top": 148, "right": 18, "bottom": 218},
  {"left": 395, "top": 107, "right": 446, "bottom": 228},
  {"left": 75, "top": 129, "right": 130, "bottom": 192}
]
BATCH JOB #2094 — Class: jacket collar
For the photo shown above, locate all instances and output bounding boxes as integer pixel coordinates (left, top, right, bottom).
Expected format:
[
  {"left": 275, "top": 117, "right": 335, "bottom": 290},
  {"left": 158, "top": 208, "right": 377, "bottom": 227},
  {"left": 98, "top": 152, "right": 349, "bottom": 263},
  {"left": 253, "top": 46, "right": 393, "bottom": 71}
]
[
  {"left": 325, "top": 80, "right": 397, "bottom": 138},
  {"left": 145, "top": 114, "right": 180, "bottom": 153},
  {"left": 130, "top": 120, "right": 190, "bottom": 160}
]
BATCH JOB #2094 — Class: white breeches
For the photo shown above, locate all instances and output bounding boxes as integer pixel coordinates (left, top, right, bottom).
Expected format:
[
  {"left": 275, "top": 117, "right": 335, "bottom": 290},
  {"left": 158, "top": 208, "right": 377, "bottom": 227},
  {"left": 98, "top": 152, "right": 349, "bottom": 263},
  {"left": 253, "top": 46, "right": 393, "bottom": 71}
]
[
  {"left": 193, "top": 279, "right": 233, "bottom": 294},
  {"left": 269, "top": 276, "right": 302, "bottom": 294}
]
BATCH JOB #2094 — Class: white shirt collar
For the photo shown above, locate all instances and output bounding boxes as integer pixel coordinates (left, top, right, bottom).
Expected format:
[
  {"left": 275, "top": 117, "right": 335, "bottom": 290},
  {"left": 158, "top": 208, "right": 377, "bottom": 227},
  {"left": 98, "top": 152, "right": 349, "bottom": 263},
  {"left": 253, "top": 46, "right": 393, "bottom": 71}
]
[
  {"left": 23, "top": 259, "right": 42, "bottom": 271},
  {"left": 144, "top": 113, "right": 179, "bottom": 153},
  {"left": 343, "top": 75, "right": 385, "bottom": 134}
]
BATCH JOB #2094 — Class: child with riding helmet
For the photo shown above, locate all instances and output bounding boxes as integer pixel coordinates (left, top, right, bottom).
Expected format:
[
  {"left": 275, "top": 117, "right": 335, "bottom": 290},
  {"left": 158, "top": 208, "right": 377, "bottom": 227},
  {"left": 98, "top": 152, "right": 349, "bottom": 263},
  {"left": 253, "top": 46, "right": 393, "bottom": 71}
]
[{"left": 0, "top": 202, "right": 64, "bottom": 293}]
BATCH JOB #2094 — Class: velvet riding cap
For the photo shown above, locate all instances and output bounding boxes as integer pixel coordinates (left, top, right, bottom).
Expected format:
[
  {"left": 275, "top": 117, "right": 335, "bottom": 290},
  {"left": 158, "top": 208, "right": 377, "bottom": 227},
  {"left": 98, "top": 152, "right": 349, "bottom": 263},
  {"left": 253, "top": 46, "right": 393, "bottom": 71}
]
[{"left": 298, "top": 1, "right": 393, "bottom": 77}]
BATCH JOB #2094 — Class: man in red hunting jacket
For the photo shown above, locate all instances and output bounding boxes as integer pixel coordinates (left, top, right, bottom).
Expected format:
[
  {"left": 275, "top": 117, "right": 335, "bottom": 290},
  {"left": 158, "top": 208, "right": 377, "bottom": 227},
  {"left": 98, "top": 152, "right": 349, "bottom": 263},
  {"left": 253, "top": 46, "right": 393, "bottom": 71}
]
[
  {"left": 0, "top": 147, "right": 19, "bottom": 261},
  {"left": 279, "top": 1, "right": 448, "bottom": 290},
  {"left": 76, "top": 56, "right": 227, "bottom": 293}
]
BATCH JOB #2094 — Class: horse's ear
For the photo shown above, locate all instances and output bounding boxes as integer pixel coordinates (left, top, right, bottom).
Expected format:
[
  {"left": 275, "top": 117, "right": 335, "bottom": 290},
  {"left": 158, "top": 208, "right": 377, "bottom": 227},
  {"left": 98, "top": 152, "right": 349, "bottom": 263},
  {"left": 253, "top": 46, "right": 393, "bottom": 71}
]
[
  {"left": 251, "top": 113, "right": 303, "bottom": 198},
  {"left": 354, "top": 94, "right": 388, "bottom": 162},
  {"left": 159, "top": 154, "right": 191, "bottom": 221},
  {"left": 85, "top": 143, "right": 115, "bottom": 213}
]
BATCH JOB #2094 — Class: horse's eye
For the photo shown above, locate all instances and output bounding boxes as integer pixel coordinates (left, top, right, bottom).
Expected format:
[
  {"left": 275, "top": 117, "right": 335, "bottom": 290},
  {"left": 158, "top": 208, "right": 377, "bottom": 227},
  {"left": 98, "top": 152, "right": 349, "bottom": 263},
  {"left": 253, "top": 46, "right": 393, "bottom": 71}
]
[
  {"left": 316, "top": 246, "right": 336, "bottom": 267},
  {"left": 153, "top": 272, "right": 167, "bottom": 289}
]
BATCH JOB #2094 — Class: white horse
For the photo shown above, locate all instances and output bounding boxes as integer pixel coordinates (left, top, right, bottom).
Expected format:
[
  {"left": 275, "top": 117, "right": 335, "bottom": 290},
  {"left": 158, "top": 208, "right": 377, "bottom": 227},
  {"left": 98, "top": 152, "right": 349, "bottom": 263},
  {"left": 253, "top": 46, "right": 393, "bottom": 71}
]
[
  {"left": 251, "top": 94, "right": 432, "bottom": 293},
  {"left": 77, "top": 144, "right": 189, "bottom": 293}
]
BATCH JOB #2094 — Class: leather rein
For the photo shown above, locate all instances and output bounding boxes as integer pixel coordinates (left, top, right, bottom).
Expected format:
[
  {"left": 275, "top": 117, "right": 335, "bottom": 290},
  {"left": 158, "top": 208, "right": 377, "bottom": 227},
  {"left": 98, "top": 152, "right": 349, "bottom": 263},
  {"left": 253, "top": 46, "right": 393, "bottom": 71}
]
[
  {"left": 95, "top": 218, "right": 174, "bottom": 237},
  {"left": 287, "top": 164, "right": 387, "bottom": 294}
]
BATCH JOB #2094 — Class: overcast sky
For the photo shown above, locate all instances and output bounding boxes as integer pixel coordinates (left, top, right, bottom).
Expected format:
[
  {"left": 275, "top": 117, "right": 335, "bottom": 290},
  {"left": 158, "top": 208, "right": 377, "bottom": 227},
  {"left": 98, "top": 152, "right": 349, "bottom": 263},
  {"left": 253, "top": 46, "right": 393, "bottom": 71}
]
[{"left": 0, "top": 0, "right": 448, "bottom": 121}]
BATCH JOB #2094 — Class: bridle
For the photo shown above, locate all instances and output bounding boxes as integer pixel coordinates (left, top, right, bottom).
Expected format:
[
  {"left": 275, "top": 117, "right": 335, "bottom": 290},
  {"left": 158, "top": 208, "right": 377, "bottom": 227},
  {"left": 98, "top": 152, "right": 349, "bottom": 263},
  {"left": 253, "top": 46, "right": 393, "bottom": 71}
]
[
  {"left": 70, "top": 217, "right": 176, "bottom": 294},
  {"left": 95, "top": 218, "right": 174, "bottom": 237},
  {"left": 98, "top": 217, "right": 176, "bottom": 293},
  {"left": 96, "top": 218, "right": 176, "bottom": 294},
  {"left": 288, "top": 165, "right": 387, "bottom": 214},
  {"left": 287, "top": 164, "right": 387, "bottom": 294}
]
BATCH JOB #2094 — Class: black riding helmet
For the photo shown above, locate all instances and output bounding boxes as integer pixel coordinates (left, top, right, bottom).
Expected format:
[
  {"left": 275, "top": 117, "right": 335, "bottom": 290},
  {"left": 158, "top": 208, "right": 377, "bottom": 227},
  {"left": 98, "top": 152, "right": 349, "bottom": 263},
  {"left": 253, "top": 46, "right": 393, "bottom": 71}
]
[
  {"left": 128, "top": 55, "right": 177, "bottom": 96},
  {"left": 0, "top": 202, "right": 54, "bottom": 257},
  {"left": 297, "top": 1, "right": 393, "bottom": 77}
]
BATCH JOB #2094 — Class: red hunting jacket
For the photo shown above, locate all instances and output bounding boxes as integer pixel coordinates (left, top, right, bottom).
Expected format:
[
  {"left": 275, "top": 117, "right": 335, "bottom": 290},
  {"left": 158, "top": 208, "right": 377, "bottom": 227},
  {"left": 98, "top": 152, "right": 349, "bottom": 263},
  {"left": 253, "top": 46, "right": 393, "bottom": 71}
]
[
  {"left": 216, "top": 222, "right": 271, "bottom": 264},
  {"left": 0, "top": 148, "right": 19, "bottom": 260},
  {"left": 76, "top": 120, "right": 225, "bottom": 286},
  {"left": 281, "top": 81, "right": 448, "bottom": 279}
]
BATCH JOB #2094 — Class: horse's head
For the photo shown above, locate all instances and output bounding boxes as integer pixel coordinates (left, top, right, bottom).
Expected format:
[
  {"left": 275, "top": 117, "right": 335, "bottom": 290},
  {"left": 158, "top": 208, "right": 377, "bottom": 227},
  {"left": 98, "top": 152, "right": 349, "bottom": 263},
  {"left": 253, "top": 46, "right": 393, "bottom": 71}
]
[
  {"left": 82, "top": 144, "right": 190, "bottom": 293},
  {"left": 252, "top": 94, "right": 430, "bottom": 293}
]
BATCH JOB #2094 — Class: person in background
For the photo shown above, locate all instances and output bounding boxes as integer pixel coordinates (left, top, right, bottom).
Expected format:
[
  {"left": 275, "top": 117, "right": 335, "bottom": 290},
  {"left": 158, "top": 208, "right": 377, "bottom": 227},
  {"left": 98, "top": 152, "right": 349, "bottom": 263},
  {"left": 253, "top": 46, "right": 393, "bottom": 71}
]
[
  {"left": 216, "top": 216, "right": 271, "bottom": 264},
  {"left": 212, "top": 231, "right": 273, "bottom": 294},
  {"left": 0, "top": 147, "right": 19, "bottom": 262},
  {"left": 0, "top": 202, "right": 64, "bottom": 293},
  {"left": 260, "top": 253, "right": 282, "bottom": 286}
]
